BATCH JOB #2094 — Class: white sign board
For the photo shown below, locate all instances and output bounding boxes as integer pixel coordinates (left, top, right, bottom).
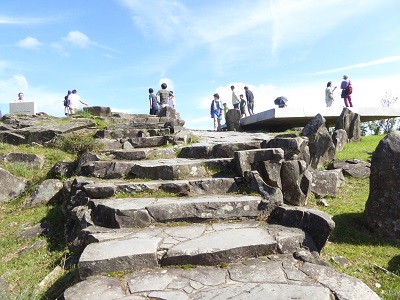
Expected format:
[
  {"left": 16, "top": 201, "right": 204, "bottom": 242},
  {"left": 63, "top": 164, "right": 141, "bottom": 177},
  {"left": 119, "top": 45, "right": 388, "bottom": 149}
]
[{"left": 9, "top": 102, "right": 37, "bottom": 115}]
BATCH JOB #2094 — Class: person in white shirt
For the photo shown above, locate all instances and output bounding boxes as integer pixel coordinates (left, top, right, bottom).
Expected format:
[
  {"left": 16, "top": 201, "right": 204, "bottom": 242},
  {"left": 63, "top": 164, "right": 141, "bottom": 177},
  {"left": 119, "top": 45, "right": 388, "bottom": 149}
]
[
  {"left": 168, "top": 91, "right": 176, "bottom": 109},
  {"left": 325, "top": 81, "right": 337, "bottom": 107},
  {"left": 68, "top": 89, "right": 88, "bottom": 114}
]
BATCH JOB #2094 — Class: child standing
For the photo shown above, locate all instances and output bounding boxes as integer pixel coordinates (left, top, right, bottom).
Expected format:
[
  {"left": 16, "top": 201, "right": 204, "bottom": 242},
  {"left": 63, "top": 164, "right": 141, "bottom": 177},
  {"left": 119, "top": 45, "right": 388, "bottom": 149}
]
[{"left": 239, "top": 94, "right": 247, "bottom": 118}]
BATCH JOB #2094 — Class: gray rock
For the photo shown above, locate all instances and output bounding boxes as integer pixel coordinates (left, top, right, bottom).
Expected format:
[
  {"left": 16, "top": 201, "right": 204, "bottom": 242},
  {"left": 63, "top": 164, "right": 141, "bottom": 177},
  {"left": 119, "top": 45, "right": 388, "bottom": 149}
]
[
  {"left": 332, "top": 129, "right": 348, "bottom": 152},
  {"left": 84, "top": 106, "right": 112, "bottom": 117},
  {"left": 335, "top": 108, "right": 361, "bottom": 142},
  {"left": 226, "top": 109, "right": 241, "bottom": 131},
  {"left": 228, "top": 260, "right": 287, "bottom": 283},
  {"left": 269, "top": 205, "right": 335, "bottom": 253},
  {"left": 257, "top": 159, "right": 282, "bottom": 188},
  {"left": 211, "top": 142, "right": 261, "bottom": 158},
  {"left": 83, "top": 182, "right": 116, "bottom": 198},
  {"left": 178, "top": 144, "right": 213, "bottom": 158},
  {"left": 263, "top": 134, "right": 309, "bottom": 161},
  {"left": 78, "top": 237, "right": 161, "bottom": 279},
  {"left": 24, "top": 179, "right": 64, "bottom": 208},
  {"left": 0, "top": 131, "right": 26, "bottom": 145},
  {"left": 49, "top": 161, "right": 76, "bottom": 178},
  {"left": 76, "top": 152, "right": 101, "bottom": 176},
  {"left": 280, "top": 160, "right": 311, "bottom": 206},
  {"left": 300, "top": 262, "right": 380, "bottom": 300},
  {"left": 328, "top": 159, "right": 370, "bottom": 178},
  {"left": 310, "top": 169, "right": 345, "bottom": 198},
  {"left": 129, "top": 136, "right": 166, "bottom": 148},
  {"left": 17, "top": 222, "right": 50, "bottom": 240},
  {"left": 122, "top": 140, "right": 133, "bottom": 150},
  {"left": 0, "top": 167, "right": 29, "bottom": 203},
  {"left": 235, "top": 148, "right": 284, "bottom": 177},
  {"left": 64, "top": 276, "right": 125, "bottom": 300},
  {"left": 301, "top": 114, "right": 336, "bottom": 169},
  {"left": 96, "top": 138, "right": 123, "bottom": 150},
  {"left": 0, "top": 152, "right": 45, "bottom": 169},
  {"left": 364, "top": 131, "right": 400, "bottom": 241}
]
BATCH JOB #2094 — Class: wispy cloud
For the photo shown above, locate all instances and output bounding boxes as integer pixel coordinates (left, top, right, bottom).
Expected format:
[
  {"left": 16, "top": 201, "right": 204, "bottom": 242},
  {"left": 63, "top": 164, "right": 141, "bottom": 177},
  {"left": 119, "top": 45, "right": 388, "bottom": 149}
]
[
  {"left": 309, "top": 55, "right": 400, "bottom": 75},
  {"left": 16, "top": 37, "right": 42, "bottom": 49},
  {"left": 62, "top": 31, "right": 90, "bottom": 48},
  {"left": 0, "top": 16, "right": 47, "bottom": 25}
]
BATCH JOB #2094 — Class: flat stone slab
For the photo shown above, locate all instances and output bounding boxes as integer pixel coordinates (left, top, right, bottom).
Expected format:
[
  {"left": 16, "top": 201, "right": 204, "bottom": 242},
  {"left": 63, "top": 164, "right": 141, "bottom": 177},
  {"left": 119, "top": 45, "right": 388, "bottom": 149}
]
[
  {"left": 84, "top": 158, "right": 234, "bottom": 180},
  {"left": 78, "top": 222, "right": 315, "bottom": 280},
  {"left": 78, "top": 237, "right": 160, "bottom": 279},
  {"left": 102, "top": 147, "right": 178, "bottom": 160},
  {"left": 66, "top": 254, "right": 379, "bottom": 299},
  {"left": 81, "top": 177, "right": 238, "bottom": 198},
  {"left": 89, "top": 195, "right": 263, "bottom": 228}
]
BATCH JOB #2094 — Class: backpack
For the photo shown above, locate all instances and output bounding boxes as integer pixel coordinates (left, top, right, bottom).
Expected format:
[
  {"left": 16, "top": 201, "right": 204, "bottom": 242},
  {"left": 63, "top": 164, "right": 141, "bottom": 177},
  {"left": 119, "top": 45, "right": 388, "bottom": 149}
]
[
  {"left": 346, "top": 81, "right": 353, "bottom": 95},
  {"left": 63, "top": 96, "right": 69, "bottom": 106}
]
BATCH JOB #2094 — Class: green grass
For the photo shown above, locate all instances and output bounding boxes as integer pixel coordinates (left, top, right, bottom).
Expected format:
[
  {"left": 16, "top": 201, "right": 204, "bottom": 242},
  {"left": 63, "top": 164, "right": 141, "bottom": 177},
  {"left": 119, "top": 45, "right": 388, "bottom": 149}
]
[{"left": 335, "top": 134, "right": 385, "bottom": 162}]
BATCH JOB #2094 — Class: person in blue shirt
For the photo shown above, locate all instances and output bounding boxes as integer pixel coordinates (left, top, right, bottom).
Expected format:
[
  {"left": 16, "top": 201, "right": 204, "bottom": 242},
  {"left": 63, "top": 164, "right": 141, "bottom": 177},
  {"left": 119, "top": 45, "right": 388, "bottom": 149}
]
[
  {"left": 210, "top": 93, "right": 223, "bottom": 131},
  {"left": 149, "top": 88, "right": 158, "bottom": 115}
]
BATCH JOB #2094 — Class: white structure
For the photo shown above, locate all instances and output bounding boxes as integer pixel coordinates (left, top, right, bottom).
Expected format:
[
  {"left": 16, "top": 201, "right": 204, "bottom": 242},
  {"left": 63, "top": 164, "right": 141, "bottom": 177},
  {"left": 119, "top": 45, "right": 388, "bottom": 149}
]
[{"left": 9, "top": 102, "right": 37, "bottom": 115}]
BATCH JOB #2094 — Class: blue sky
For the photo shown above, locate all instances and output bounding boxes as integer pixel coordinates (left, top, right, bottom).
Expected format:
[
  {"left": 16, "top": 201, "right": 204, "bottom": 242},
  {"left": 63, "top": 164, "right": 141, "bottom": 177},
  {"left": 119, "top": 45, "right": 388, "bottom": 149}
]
[{"left": 1, "top": 0, "right": 400, "bottom": 130}]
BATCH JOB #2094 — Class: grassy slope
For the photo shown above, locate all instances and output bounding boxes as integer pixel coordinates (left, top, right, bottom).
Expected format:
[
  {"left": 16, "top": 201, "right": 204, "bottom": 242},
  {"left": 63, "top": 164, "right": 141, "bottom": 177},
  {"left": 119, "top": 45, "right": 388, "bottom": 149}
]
[
  {"left": 308, "top": 135, "right": 400, "bottom": 300},
  {"left": 0, "top": 135, "right": 399, "bottom": 299}
]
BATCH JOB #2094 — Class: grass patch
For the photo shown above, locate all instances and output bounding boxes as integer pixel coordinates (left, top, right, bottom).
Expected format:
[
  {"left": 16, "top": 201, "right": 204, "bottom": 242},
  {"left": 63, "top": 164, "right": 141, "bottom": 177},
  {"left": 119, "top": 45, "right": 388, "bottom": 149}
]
[
  {"left": 49, "top": 133, "right": 104, "bottom": 155},
  {"left": 115, "top": 190, "right": 178, "bottom": 199},
  {"left": 335, "top": 134, "right": 385, "bottom": 162}
]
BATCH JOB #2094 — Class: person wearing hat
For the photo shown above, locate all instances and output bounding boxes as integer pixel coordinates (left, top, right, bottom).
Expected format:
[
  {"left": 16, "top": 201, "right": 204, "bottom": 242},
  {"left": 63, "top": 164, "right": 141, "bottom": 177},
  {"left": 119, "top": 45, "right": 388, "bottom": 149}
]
[
  {"left": 340, "top": 75, "right": 353, "bottom": 107},
  {"left": 325, "top": 81, "right": 337, "bottom": 107},
  {"left": 64, "top": 90, "right": 72, "bottom": 116}
]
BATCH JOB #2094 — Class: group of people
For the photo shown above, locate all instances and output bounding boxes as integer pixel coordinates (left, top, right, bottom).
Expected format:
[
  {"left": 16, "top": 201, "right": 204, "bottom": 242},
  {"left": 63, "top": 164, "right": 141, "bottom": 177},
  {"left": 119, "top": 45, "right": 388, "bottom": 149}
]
[
  {"left": 325, "top": 74, "right": 353, "bottom": 108},
  {"left": 63, "top": 90, "right": 88, "bottom": 116},
  {"left": 210, "top": 85, "right": 255, "bottom": 131},
  {"left": 148, "top": 83, "right": 176, "bottom": 116}
]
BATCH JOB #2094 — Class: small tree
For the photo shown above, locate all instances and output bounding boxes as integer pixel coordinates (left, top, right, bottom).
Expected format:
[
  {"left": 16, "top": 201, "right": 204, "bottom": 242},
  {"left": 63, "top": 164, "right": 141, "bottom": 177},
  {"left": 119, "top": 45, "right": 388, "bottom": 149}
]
[{"left": 362, "top": 92, "right": 399, "bottom": 135}]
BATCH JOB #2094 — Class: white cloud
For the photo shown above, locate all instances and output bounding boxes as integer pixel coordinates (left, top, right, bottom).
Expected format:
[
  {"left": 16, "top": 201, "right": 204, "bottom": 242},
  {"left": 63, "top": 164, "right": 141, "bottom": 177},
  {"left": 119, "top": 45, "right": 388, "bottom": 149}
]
[
  {"left": 309, "top": 55, "right": 400, "bottom": 75},
  {"left": 62, "top": 31, "right": 90, "bottom": 48},
  {"left": 0, "top": 16, "right": 46, "bottom": 25},
  {"left": 16, "top": 37, "right": 42, "bottom": 49}
]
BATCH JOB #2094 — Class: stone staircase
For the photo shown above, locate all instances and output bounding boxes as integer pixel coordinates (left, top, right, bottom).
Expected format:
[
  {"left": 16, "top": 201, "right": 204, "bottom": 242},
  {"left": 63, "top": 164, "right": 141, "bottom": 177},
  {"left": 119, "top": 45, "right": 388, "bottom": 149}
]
[{"left": 62, "top": 130, "right": 380, "bottom": 300}]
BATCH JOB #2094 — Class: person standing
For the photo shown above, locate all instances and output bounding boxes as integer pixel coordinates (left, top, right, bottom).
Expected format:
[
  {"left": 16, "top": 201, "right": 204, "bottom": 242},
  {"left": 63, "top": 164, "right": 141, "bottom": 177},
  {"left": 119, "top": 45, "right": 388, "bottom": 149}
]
[
  {"left": 156, "top": 83, "right": 170, "bottom": 108},
  {"left": 15, "top": 92, "right": 24, "bottom": 102},
  {"left": 244, "top": 86, "right": 254, "bottom": 115},
  {"left": 168, "top": 91, "right": 176, "bottom": 109},
  {"left": 239, "top": 94, "right": 247, "bottom": 118},
  {"left": 223, "top": 102, "right": 229, "bottom": 121},
  {"left": 149, "top": 88, "right": 158, "bottom": 115},
  {"left": 325, "top": 81, "right": 337, "bottom": 107},
  {"left": 210, "top": 93, "right": 223, "bottom": 131},
  {"left": 64, "top": 90, "right": 72, "bottom": 116},
  {"left": 231, "top": 85, "right": 240, "bottom": 109},
  {"left": 68, "top": 89, "right": 88, "bottom": 114},
  {"left": 340, "top": 75, "right": 353, "bottom": 107}
]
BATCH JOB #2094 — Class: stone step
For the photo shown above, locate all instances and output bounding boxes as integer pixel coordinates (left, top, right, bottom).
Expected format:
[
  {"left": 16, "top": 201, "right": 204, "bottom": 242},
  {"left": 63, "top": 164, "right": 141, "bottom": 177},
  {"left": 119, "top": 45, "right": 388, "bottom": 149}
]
[
  {"left": 79, "top": 176, "right": 239, "bottom": 198},
  {"left": 77, "top": 221, "right": 317, "bottom": 279},
  {"left": 81, "top": 158, "right": 235, "bottom": 180},
  {"left": 88, "top": 195, "right": 263, "bottom": 228},
  {"left": 66, "top": 255, "right": 380, "bottom": 300},
  {"left": 100, "top": 147, "right": 179, "bottom": 160}
]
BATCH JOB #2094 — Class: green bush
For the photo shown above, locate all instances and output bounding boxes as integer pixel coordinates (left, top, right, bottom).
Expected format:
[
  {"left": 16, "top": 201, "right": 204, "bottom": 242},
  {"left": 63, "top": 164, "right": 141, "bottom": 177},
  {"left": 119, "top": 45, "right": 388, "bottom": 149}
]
[{"left": 50, "top": 133, "right": 104, "bottom": 154}]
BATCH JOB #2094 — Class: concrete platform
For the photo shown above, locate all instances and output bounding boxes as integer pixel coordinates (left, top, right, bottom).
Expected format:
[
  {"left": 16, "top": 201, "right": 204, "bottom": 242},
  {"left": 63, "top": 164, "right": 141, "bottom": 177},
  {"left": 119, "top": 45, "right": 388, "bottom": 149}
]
[{"left": 240, "top": 107, "right": 400, "bottom": 131}]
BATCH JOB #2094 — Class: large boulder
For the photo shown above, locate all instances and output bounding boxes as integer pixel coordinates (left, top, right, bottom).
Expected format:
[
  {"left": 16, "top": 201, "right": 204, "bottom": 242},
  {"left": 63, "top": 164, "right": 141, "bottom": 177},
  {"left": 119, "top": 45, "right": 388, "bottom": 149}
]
[
  {"left": 364, "top": 132, "right": 400, "bottom": 241},
  {"left": 234, "top": 148, "right": 284, "bottom": 177},
  {"left": 226, "top": 109, "right": 241, "bottom": 131},
  {"left": 263, "top": 134, "right": 309, "bottom": 162},
  {"left": 335, "top": 108, "right": 361, "bottom": 142},
  {"left": 0, "top": 168, "right": 29, "bottom": 203},
  {"left": 280, "top": 160, "right": 312, "bottom": 206},
  {"left": 301, "top": 114, "right": 335, "bottom": 169}
]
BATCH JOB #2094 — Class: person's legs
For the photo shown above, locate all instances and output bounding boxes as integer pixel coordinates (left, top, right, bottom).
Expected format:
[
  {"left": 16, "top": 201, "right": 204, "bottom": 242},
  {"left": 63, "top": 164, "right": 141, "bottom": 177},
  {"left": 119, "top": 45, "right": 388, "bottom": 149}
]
[
  {"left": 248, "top": 102, "right": 254, "bottom": 115},
  {"left": 217, "top": 118, "right": 221, "bottom": 131},
  {"left": 213, "top": 117, "right": 218, "bottom": 131},
  {"left": 347, "top": 95, "right": 353, "bottom": 107}
]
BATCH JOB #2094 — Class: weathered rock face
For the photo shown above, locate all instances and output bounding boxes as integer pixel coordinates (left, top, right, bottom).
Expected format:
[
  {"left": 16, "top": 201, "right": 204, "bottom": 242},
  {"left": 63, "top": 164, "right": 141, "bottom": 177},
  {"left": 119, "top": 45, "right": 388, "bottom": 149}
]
[
  {"left": 310, "top": 169, "right": 345, "bottom": 198},
  {"left": 332, "top": 129, "right": 348, "bottom": 152},
  {"left": 84, "top": 106, "right": 111, "bottom": 117},
  {"left": 24, "top": 179, "right": 64, "bottom": 208},
  {"left": 335, "top": 108, "right": 361, "bottom": 142},
  {"left": 226, "top": 109, "right": 241, "bottom": 131},
  {"left": 280, "top": 160, "right": 311, "bottom": 206},
  {"left": 301, "top": 114, "right": 335, "bottom": 169},
  {"left": 263, "top": 134, "right": 309, "bottom": 162},
  {"left": 364, "top": 132, "right": 400, "bottom": 241},
  {"left": 235, "top": 148, "right": 284, "bottom": 177},
  {"left": 0, "top": 152, "right": 45, "bottom": 169},
  {"left": 0, "top": 168, "right": 29, "bottom": 203}
]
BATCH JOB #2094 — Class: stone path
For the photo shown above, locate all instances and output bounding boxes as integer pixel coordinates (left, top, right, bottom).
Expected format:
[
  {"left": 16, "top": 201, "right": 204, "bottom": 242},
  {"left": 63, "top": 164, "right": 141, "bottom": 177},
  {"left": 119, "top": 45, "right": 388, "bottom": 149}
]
[{"left": 62, "top": 129, "right": 380, "bottom": 299}]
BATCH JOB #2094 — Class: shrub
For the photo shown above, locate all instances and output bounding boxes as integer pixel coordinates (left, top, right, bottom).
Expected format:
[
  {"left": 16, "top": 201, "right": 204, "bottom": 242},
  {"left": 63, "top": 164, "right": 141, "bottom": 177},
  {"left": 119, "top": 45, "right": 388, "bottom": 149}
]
[{"left": 50, "top": 133, "right": 104, "bottom": 154}]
